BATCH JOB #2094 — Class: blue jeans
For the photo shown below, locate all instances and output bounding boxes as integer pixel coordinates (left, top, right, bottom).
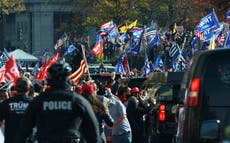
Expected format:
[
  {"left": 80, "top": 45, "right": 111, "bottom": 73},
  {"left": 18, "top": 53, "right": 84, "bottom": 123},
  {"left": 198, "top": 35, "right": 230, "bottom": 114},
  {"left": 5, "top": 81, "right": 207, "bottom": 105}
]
[{"left": 111, "top": 131, "right": 132, "bottom": 143}]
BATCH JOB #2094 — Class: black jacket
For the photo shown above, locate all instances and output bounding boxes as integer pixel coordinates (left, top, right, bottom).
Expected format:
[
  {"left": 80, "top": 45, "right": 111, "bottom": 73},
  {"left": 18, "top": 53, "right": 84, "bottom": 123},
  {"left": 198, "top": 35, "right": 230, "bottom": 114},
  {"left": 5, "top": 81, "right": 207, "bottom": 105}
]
[
  {"left": 126, "top": 96, "right": 152, "bottom": 143},
  {"left": 0, "top": 94, "right": 32, "bottom": 143},
  {"left": 16, "top": 88, "right": 101, "bottom": 143}
]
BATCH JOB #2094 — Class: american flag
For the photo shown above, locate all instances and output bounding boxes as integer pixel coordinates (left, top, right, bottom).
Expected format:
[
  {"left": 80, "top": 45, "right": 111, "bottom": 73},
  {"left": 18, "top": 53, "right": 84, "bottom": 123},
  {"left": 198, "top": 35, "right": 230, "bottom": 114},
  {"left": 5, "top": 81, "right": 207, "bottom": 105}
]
[
  {"left": 100, "top": 20, "right": 114, "bottom": 30},
  {"left": 54, "top": 33, "right": 68, "bottom": 50},
  {"left": 0, "top": 49, "right": 10, "bottom": 68},
  {"left": 69, "top": 59, "right": 88, "bottom": 84}
]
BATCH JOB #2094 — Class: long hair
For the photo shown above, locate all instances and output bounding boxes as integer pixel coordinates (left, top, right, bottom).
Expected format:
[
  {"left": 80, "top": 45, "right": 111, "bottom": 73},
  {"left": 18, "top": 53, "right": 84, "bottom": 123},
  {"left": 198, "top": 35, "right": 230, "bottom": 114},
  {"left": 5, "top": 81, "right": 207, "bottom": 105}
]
[{"left": 83, "top": 94, "right": 107, "bottom": 115}]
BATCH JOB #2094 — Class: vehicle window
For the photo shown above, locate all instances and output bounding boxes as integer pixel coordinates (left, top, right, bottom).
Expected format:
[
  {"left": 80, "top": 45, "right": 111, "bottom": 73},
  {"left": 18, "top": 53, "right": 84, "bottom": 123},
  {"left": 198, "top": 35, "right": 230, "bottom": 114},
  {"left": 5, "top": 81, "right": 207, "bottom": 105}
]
[
  {"left": 158, "top": 85, "right": 173, "bottom": 101},
  {"left": 203, "top": 54, "right": 230, "bottom": 106},
  {"left": 88, "top": 66, "right": 115, "bottom": 74}
]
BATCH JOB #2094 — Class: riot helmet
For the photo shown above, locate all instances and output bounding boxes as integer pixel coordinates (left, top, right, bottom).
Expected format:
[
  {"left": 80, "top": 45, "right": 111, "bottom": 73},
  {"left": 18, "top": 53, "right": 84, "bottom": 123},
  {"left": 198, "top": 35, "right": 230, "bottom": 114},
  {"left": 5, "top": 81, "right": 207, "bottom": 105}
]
[{"left": 47, "top": 61, "right": 72, "bottom": 81}]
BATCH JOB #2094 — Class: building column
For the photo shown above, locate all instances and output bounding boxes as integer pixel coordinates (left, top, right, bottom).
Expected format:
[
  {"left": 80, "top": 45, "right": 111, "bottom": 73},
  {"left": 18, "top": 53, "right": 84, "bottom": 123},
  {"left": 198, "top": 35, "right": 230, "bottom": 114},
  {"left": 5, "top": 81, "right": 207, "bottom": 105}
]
[{"left": 32, "top": 11, "right": 54, "bottom": 56}]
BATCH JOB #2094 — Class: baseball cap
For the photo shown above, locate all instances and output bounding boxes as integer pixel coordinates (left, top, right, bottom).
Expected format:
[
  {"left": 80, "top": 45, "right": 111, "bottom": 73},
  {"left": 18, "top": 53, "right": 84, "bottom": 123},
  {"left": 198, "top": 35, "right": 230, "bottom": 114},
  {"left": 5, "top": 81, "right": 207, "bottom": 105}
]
[{"left": 81, "top": 83, "right": 94, "bottom": 95}]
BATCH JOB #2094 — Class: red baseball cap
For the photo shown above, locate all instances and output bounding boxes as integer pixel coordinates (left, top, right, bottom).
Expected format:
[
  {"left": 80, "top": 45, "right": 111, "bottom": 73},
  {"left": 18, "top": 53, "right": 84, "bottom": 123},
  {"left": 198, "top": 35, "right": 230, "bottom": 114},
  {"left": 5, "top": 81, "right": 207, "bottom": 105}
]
[{"left": 81, "top": 83, "right": 94, "bottom": 95}]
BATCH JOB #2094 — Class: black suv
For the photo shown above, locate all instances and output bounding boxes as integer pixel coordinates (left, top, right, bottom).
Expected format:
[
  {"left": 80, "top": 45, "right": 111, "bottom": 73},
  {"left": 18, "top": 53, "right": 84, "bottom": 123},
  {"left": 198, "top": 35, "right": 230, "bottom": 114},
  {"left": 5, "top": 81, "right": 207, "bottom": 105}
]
[
  {"left": 144, "top": 72, "right": 184, "bottom": 143},
  {"left": 177, "top": 48, "right": 230, "bottom": 143}
]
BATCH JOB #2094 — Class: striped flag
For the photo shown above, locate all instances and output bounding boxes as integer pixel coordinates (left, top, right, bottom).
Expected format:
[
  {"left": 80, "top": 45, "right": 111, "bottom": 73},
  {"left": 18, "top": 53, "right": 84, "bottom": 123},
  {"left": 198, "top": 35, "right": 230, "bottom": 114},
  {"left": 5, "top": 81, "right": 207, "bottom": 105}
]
[
  {"left": 0, "top": 49, "right": 10, "bottom": 67},
  {"left": 169, "top": 44, "right": 180, "bottom": 59},
  {"left": 100, "top": 20, "right": 114, "bottom": 30},
  {"left": 174, "top": 51, "right": 189, "bottom": 71},
  {"left": 142, "top": 27, "right": 157, "bottom": 44},
  {"left": 69, "top": 45, "right": 88, "bottom": 84},
  {"left": 69, "top": 59, "right": 88, "bottom": 84}
]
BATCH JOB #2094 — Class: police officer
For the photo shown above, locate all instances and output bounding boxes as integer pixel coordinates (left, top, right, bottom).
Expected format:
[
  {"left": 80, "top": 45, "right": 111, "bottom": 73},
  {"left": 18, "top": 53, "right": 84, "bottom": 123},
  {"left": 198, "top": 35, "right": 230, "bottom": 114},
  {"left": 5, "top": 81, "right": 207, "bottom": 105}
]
[
  {"left": 16, "top": 61, "right": 101, "bottom": 143},
  {"left": 0, "top": 77, "right": 32, "bottom": 143}
]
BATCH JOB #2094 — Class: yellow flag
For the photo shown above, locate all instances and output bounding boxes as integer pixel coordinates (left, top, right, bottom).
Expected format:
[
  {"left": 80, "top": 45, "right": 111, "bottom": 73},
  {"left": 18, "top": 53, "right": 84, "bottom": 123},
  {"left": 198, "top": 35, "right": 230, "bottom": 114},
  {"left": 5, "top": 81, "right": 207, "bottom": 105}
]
[
  {"left": 119, "top": 24, "right": 127, "bottom": 33},
  {"left": 119, "top": 20, "right": 138, "bottom": 33},
  {"left": 127, "top": 20, "right": 137, "bottom": 29},
  {"left": 208, "top": 36, "right": 215, "bottom": 50},
  {"left": 173, "top": 23, "right": 177, "bottom": 34}
]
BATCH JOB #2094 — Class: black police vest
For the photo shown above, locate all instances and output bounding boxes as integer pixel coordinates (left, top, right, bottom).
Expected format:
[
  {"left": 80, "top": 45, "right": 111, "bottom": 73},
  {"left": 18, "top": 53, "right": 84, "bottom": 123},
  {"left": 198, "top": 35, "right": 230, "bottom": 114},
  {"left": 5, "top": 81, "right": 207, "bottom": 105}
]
[{"left": 35, "top": 90, "right": 82, "bottom": 142}]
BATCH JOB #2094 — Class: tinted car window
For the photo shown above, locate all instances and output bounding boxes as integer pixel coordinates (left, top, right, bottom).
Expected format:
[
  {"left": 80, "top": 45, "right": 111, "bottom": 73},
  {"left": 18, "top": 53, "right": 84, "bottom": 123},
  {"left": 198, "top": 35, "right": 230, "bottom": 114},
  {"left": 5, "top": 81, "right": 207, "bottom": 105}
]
[
  {"left": 203, "top": 54, "right": 230, "bottom": 106},
  {"left": 158, "top": 85, "right": 173, "bottom": 101}
]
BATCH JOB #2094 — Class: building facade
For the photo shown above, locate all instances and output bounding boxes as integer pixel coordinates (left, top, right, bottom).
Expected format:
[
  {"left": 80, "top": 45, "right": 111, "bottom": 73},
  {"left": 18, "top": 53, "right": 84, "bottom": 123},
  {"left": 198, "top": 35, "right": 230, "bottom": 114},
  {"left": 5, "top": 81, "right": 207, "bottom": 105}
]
[{"left": 3, "top": 0, "right": 76, "bottom": 57}]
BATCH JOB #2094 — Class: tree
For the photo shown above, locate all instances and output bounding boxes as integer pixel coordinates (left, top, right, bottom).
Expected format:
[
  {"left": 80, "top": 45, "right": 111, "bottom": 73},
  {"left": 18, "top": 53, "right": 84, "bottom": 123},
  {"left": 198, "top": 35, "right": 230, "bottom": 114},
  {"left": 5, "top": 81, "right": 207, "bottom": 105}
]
[
  {"left": 82, "top": 0, "right": 170, "bottom": 27},
  {"left": 0, "top": 0, "right": 25, "bottom": 15},
  {"left": 0, "top": 0, "right": 25, "bottom": 50},
  {"left": 172, "top": 0, "right": 230, "bottom": 30}
]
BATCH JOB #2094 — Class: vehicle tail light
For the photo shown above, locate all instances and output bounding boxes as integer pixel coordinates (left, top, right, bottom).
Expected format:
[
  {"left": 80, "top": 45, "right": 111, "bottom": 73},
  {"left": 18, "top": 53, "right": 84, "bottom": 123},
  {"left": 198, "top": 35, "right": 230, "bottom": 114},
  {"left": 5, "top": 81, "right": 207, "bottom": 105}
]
[
  {"left": 158, "top": 104, "right": 166, "bottom": 121},
  {"left": 185, "top": 78, "right": 200, "bottom": 107}
]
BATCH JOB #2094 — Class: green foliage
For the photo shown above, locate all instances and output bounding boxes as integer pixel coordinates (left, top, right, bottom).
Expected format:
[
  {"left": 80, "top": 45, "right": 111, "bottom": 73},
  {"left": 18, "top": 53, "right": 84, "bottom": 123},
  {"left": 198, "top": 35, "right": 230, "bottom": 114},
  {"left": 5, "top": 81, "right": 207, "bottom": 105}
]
[
  {"left": 55, "top": 0, "right": 175, "bottom": 36},
  {"left": 0, "top": 0, "right": 25, "bottom": 15}
]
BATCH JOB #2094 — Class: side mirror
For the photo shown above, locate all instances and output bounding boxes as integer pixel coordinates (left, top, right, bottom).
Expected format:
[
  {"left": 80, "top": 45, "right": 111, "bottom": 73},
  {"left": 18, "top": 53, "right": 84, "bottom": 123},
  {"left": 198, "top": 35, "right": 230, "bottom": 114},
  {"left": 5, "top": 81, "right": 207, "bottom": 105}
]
[{"left": 200, "top": 120, "right": 220, "bottom": 140}]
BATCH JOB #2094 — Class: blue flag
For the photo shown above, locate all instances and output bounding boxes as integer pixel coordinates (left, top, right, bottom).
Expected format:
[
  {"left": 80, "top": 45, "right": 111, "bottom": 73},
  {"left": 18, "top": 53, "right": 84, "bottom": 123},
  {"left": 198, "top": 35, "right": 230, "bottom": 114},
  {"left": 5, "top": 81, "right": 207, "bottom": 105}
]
[
  {"left": 107, "top": 25, "right": 120, "bottom": 44},
  {"left": 226, "top": 10, "right": 230, "bottom": 20},
  {"left": 31, "top": 62, "right": 40, "bottom": 75},
  {"left": 194, "top": 11, "right": 220, "bottom": 41},
  {"left": 148, "top": 32, "right": 161, "bottom": 49},
  {"left": 153, "top": 54, "right": 165, "bottom": 72},
  {"left": 143, "top": 27, "right": 157, "bottom": 44},
  {"left": 126, "top": 27, "right": 144, "bottom": 55},
  {"left": 225, "top": 33, "right": 230, "bottom": 48},
  {"left": 119, "top": 32, "right": 129, "bottom": 43},
  {"left": 114, "top": 53, "right": 126, "bottom": 75},
  {"left": 63, "top": 44, "right": 77, "bottom": 56},
  {"left": 3, "top": 48, "right": 10, "bottom": 60}
]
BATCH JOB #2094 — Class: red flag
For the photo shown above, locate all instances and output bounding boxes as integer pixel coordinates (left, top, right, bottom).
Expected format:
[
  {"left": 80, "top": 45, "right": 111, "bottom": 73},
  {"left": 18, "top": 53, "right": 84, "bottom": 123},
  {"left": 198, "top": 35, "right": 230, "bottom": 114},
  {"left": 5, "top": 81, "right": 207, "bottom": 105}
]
[
  {"left": 35, "top": 52, "right": 60, "bottom": 81},
  {"left": 69, "top": 59, "right": 88, "bottom": 84},
  {"left": 92, "top": 42, "right": 104, "bottom": 56},
  {"left": 4, "top": 56, "right": 20, "bottom": 84},
  {"left": 123, "top": 55, "right": 130, "bottom": 76}
]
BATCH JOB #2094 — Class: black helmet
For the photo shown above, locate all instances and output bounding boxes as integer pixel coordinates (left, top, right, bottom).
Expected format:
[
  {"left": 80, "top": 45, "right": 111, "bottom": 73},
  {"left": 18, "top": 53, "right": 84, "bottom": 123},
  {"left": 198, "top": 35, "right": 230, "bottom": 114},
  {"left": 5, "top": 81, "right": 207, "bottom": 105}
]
[{"left": 47, "top": 61, "right": 72, "bottom": 80}]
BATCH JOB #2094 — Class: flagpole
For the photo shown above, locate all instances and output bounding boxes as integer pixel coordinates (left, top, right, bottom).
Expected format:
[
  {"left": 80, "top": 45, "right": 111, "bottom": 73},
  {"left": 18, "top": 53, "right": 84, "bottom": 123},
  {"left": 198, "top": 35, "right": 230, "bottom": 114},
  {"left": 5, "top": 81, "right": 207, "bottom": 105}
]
[{"left": 81, "top": 44, "right": 90, "bottom": 78}]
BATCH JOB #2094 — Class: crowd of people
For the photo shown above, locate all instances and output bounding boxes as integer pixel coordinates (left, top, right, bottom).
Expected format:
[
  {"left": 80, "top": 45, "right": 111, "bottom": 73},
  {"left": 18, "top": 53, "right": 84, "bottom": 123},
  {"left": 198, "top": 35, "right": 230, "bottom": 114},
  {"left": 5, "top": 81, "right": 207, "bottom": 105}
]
[{"left": 0, "top": 61, "right": 161, "bottom": 143}]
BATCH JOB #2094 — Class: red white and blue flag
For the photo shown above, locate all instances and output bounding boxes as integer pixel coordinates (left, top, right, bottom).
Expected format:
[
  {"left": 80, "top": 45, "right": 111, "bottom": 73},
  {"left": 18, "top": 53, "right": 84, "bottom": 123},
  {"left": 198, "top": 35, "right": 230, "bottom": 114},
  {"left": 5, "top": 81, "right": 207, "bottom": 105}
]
[
  {"left": 194, "top": 11, "right": 220, "bottom": 41},
  {"left": 54, "top": 33, "right": 68, "bottom": 50},
  {"left": 92, "top": 35, "right": 105, "bottom": 57},
  {"left": 100, "top": 20, "right": 114, "bottom": 30}
]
